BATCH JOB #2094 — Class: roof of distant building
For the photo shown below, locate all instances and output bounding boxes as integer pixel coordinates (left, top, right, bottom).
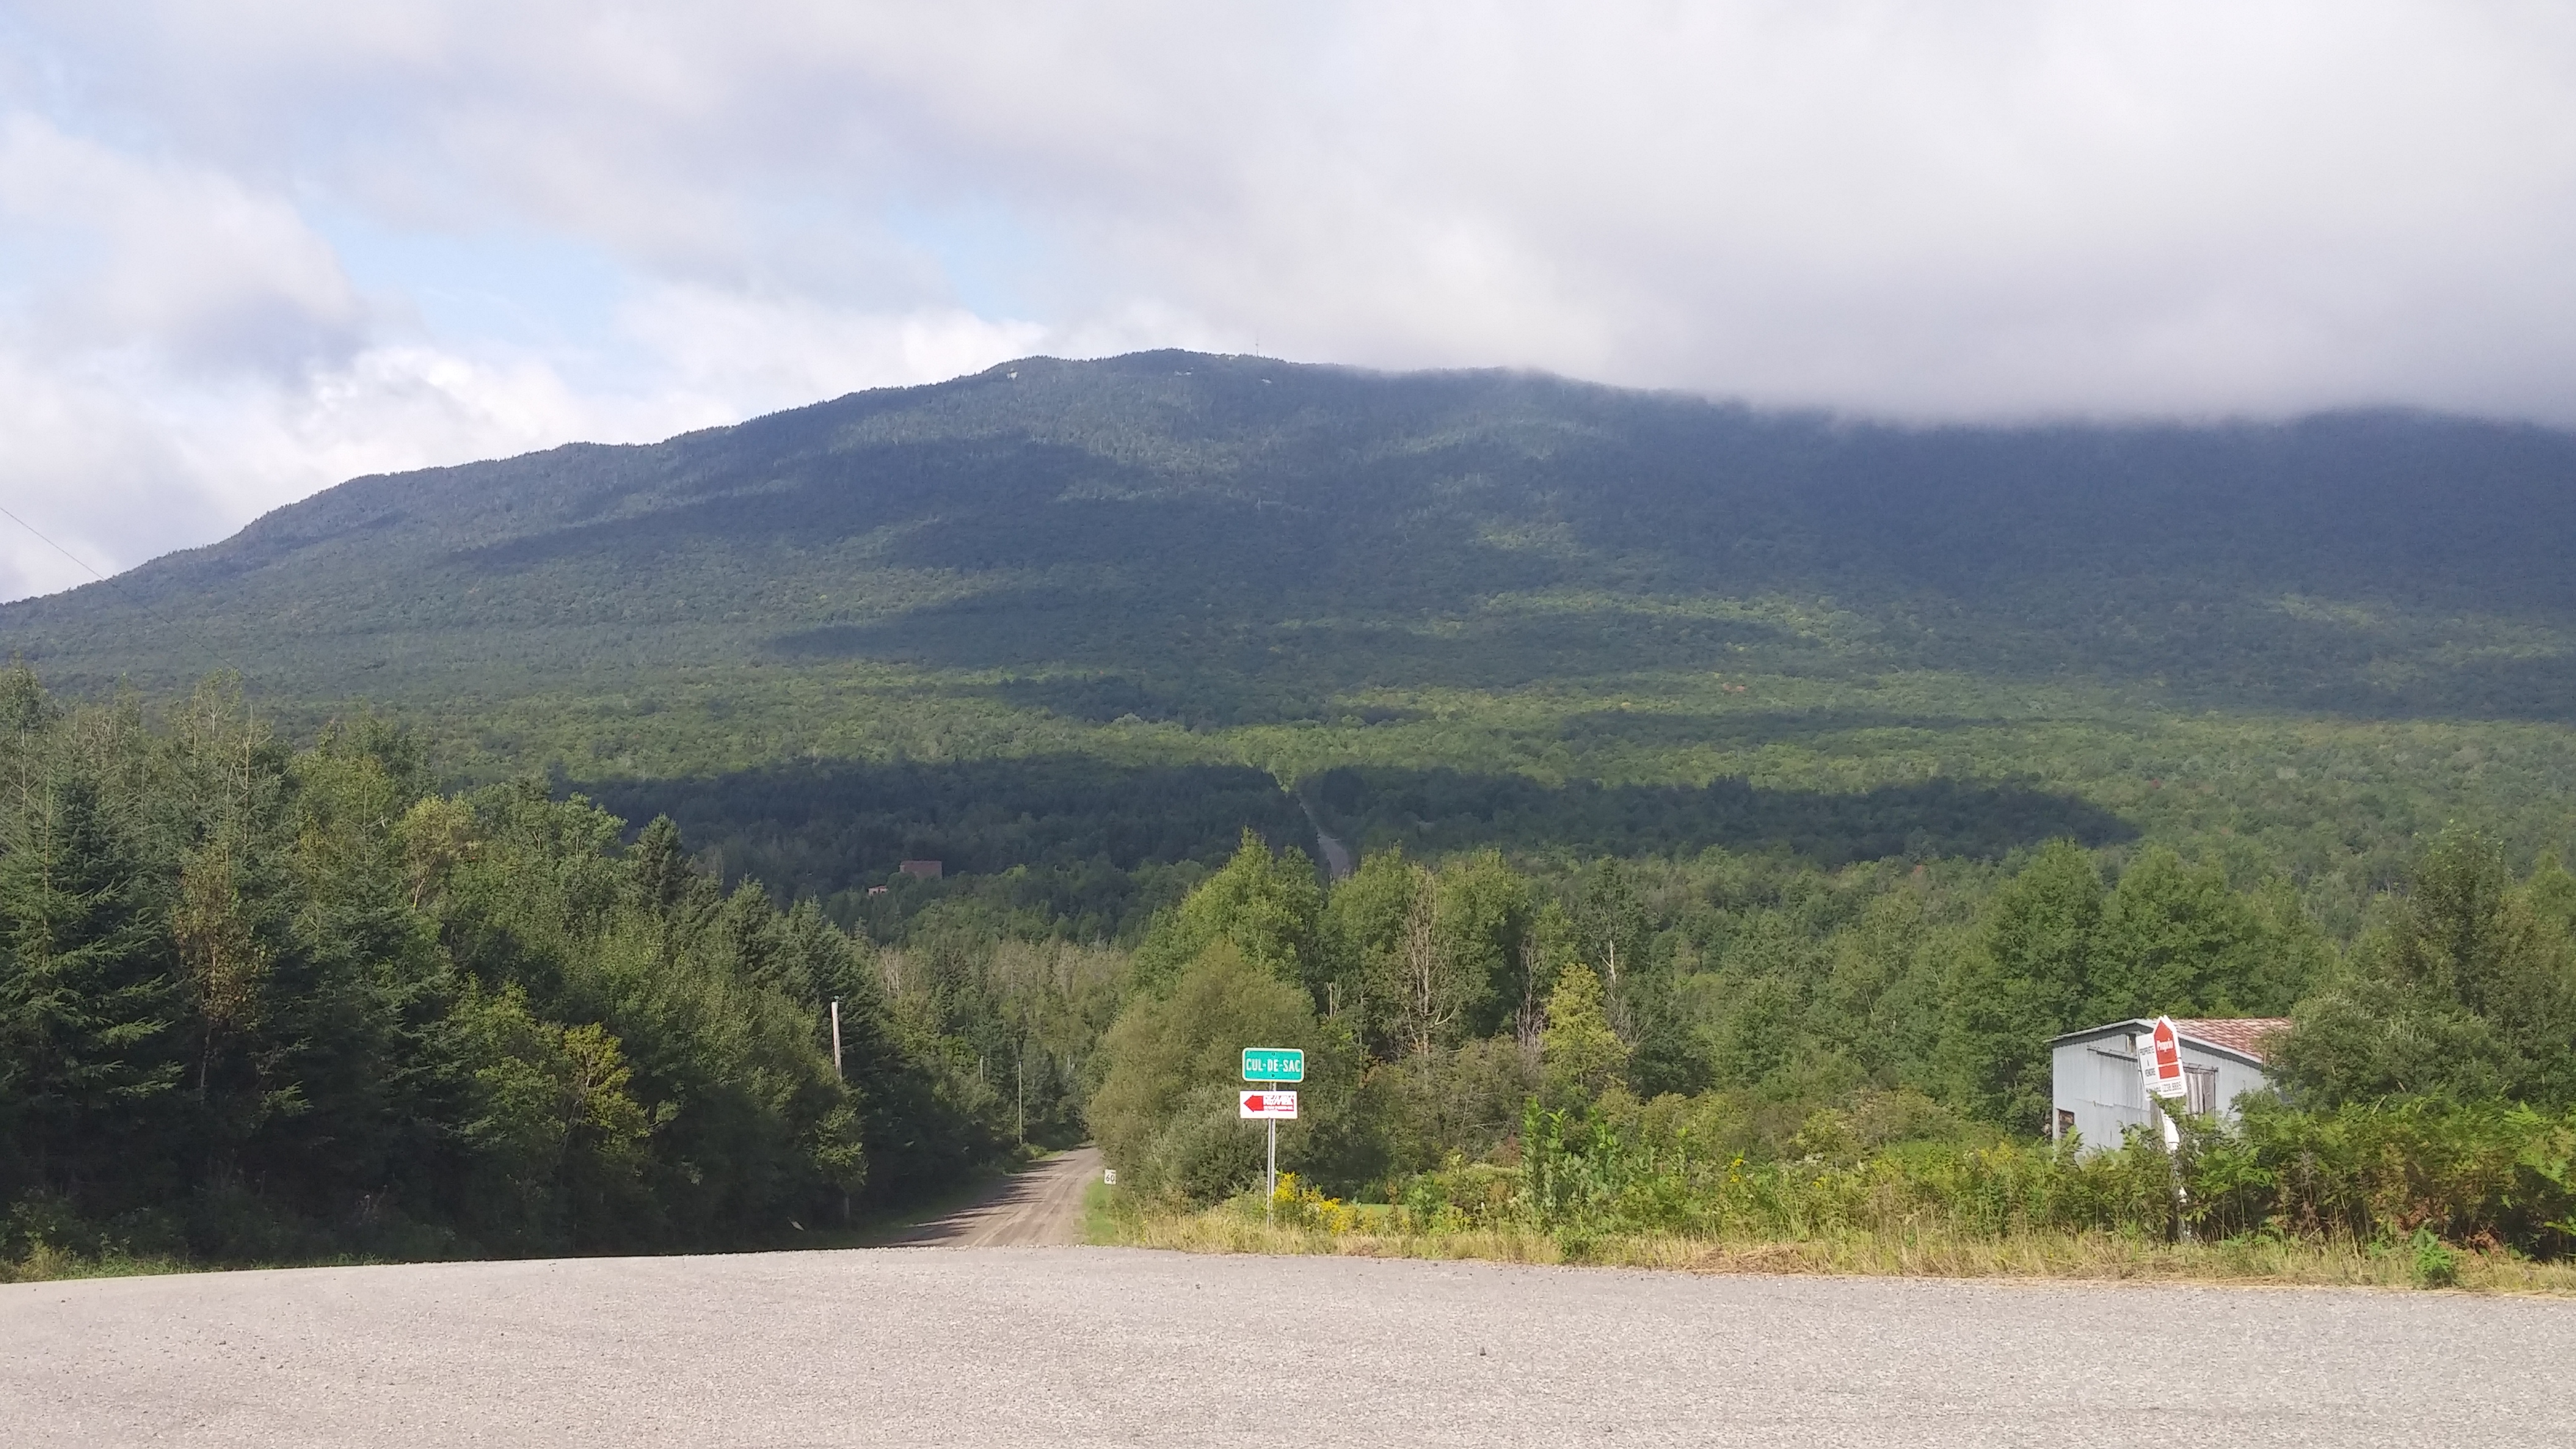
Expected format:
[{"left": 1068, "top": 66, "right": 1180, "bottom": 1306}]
[
  {"left": 2172, "top": 1018, "right": 2292, "bottom": 1063},
  {"left": 2048, "top": 1016, "right": 2292, "bottom": 1066}
]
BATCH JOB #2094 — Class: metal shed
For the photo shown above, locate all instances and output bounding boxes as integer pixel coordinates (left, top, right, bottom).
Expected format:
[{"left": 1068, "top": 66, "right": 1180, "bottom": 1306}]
[{"left": 2047, "top": 1017, "right": 2286, "bottom": 1154}]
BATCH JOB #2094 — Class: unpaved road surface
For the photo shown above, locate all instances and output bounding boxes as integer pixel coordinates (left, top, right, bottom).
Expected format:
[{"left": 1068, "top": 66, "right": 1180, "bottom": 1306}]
[
  {"left": 892, "top": 1146, "right": 1099, "bottom": 1246},
  {"left": 1298, "top": 795, "right": 1354, "bottom": 881},
  {"left": 5, "top": 1248, "right": 2570, "bottom": 1447}
]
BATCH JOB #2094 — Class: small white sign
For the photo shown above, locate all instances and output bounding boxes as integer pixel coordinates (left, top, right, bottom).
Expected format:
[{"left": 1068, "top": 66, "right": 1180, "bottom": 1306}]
[
  {"left": 1239, "top": 1090, "right": 1300, "bottom": 1120},
  {"left": 1102, "top": 1168, "right": 1117, "bottom": 1185}
]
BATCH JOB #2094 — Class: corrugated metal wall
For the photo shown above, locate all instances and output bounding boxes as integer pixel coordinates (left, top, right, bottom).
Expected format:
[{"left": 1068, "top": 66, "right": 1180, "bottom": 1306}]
[{"left": 2049, "top": 1025, "right": 2273, "bottom": 1156}]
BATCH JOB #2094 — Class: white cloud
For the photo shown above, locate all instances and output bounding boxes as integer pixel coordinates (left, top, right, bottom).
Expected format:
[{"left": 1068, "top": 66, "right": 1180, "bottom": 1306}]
[
  {"left": 616, "top": 287, "right": 1046, "bottom": 419},
  {"left": 0, "top": 111, "right": 591, "bottom": 596},
  {"left": 0, "top": 115, "right": 366, "bottom": 373},
  {"left": 0, "top": 104, "right": 1060, "bottom": 601},
  {"left": 4, "top": 2, "right": 2576, "bottom": 598}
]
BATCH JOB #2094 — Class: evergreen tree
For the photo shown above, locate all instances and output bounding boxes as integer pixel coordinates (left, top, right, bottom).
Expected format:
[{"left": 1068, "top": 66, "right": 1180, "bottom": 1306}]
[{"left": 0, "top": 770, "right": 183, "bottom": 1204}]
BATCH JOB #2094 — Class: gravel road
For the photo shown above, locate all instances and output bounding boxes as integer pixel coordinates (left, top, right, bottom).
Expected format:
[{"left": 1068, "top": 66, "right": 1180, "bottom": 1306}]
[
  {"left": 892, "top": 1147, "right": 1100, "bottom": 1247},
  {"left": 6, "top": 1245, "right": 2568, "bottom": 1447},
  {"left": 1297, "top": 795, "right": 1354, "bottom": 881}
]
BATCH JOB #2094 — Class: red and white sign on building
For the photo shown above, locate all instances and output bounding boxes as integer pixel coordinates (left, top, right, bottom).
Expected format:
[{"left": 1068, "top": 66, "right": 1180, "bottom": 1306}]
[
  {"left": 2139, "top": 1016, "right": 2188, "bottom": 1100},
  {"left": 1238, "top": 1090, "right": 1299, "bottom": 1120}
]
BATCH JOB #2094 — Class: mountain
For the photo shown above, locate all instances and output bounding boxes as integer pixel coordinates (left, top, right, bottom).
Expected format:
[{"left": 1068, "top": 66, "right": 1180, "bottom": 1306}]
[{"left": 8, "top": 350, "right": 2576, "bottom": 905}]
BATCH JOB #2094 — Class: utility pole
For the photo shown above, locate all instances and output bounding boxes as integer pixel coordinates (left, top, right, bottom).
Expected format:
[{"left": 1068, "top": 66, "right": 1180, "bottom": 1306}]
[{"left": 831, "top": 999, "right": 850, "bottom": 1225}]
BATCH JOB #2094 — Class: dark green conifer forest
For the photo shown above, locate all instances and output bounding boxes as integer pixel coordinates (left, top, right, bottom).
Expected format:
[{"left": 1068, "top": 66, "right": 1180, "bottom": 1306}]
[{"left": 0, "top": 672, "right": 1066, "bottom": 1264}]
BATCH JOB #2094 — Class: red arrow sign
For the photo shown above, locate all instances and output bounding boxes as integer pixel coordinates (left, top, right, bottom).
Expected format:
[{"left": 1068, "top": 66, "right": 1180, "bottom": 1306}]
[
  {"left": 2146, "top": 1016, "right": 2187, "bottom": 1099},
  {"left": 1239, "top": 1090, "right": 1299, "bottom": 1119}
]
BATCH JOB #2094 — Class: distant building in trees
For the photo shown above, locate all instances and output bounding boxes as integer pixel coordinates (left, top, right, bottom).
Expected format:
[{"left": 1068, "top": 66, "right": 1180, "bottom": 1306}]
[
  {"left": 899, "top": 859, "right": 944, "bottom": 881},
  {"left": 2048, "top": 1018, "right": 2286, "bottom": 1153}
]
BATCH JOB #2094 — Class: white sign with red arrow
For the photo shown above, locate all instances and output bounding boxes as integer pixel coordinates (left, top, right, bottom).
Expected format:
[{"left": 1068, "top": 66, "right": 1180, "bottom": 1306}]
[
  {"left": 2139, "top": 1016, "right": 2189, "bottom": 1100},
  {"left": 1239, "top": 1090, "right": 1299, "bottom": 1119}
]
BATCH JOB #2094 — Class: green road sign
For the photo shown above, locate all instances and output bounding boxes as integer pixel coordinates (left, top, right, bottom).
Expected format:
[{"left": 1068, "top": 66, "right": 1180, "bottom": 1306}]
[{"left": 1242, "top": 1046, "right": 1305, "bottom": 1082}]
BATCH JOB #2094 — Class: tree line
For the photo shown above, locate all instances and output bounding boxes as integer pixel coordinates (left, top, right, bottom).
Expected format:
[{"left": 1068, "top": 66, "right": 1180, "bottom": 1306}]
[
  {"left": 12, "top": 663, "right": 2576, "bottom": 1269},
  {"left": 1090, "top": 824, "right": 2576, "bottom": 1256},
  {"left": 0, "top": 671, "right": 1040, "bottom": 1268}
]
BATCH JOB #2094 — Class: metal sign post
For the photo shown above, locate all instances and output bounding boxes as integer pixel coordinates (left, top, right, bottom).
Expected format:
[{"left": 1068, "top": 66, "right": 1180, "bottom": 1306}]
[
  {"left": 1241, "top": 1046, "right": 1304, "bottom": 1219},
  {"left": 1238, "top": 1087, "right": 1300, "bottom": 1219}
]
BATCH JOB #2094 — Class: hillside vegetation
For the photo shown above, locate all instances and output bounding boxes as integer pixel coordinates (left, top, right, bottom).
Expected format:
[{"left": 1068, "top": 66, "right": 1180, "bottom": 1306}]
[
  {"left": 9, "top": 354, "right": 2576, "bottom": 1275},
  {"left": 0, "top": 676, "right": 1054, "bottom": 1267},
  {"left": 5, "top": 351, "right": 2576, "bottom": 906}
]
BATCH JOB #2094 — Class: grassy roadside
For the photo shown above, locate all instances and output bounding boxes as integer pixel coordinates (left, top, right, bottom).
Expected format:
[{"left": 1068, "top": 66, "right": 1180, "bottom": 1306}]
[
  {"left": 1081, "top": 1179, "right": 1121, "bottom": 1247},
  {"left": 1, "top": 1151, "right": 1070, "bottom": 1285},
  {"left": 1089, "top": 1194, "right": 2576, "bottom": 1294},
  {"left": 0, "top": 1244, "right": 200, "bottom": 1286}
]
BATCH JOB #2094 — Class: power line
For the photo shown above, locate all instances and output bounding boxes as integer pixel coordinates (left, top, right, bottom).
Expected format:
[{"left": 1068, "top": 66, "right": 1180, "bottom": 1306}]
[
  {"left": 0, "top": 504, "right": 268, "bottom": 742},
  {"left": 0, "top": 500, "right": 209, "bottom": 664},
  {"left": 0, "top": 502, "right": 109, "bottom": 584}
]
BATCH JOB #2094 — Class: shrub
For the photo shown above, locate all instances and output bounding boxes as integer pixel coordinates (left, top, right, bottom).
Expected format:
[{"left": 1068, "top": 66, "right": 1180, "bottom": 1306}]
[{"left": 1383, "top": 1094, "right": 2576, "bottom": 1260}]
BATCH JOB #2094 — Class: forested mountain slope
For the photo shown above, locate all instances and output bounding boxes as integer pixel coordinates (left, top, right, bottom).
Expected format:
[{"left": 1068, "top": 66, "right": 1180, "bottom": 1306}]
[
  {"left": 17, "top": 350, "right": 2576, "bottom": 713},
  {"left": 9, "top": 351, "right": 2576, "bottom": 906}
]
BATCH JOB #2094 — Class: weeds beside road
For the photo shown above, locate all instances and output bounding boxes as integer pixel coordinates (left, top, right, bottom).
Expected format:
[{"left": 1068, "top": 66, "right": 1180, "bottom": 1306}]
[
  {"left": 1087, "top": 1095, "right": 2576, "bottom": 1294},
  {"left": 1095, "top": 1181, "right": 2576, "bottom": 1294}
]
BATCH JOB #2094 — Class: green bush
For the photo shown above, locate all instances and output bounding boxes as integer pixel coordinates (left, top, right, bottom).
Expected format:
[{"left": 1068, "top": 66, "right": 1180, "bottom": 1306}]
[
  {"left": 1089, "top": 939, "right": 1370, "bottom": 1203},
  {"left": 2412, "top": 1229, "right": 2462, "bottom": 1288},
  {"left": 1382, "top": 1094, "right": 2576, "bottom": 1261}
]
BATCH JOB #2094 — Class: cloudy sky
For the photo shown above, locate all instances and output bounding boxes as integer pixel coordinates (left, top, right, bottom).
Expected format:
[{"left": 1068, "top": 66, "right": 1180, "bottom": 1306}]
[{"left": 1, "top": 2, "right": 2574, "bottom": 599}]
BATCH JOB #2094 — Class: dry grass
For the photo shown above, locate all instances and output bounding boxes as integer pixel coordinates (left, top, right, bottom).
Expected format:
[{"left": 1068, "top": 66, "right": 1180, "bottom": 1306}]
[
  {"left": 1100, "top": 1208, "right": 2576, "bottom": 1294},
  {"left": 0, "top": 1243, "right": 199, "bottom": 1286}
]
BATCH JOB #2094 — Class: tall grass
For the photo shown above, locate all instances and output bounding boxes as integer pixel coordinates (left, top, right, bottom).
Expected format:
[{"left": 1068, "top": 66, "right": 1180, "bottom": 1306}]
[
  {"left": 1489, "top": 1097, "right": 2576, "bottom": 1257},
  {"left": 1095, "top": 1099, "right": 2576, "bottom": 1293},
  {"left": 1104, "top": 1204, "right": 2576, "bottom": 1292}
]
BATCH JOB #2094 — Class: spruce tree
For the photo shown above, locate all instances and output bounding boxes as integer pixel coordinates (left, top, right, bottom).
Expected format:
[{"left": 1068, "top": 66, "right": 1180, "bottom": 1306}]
[{"left": 0, "top": 771, "right": 183, "bottom": 1204}]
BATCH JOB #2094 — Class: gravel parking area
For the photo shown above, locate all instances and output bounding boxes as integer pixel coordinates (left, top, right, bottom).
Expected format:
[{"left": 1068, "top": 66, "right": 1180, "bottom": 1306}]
[{"left": 4, "top": 1247, "right": 2567, "bottom": 1447}]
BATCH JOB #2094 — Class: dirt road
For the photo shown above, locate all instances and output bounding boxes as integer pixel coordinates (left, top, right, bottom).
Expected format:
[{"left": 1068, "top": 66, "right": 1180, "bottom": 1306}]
[
  {"left": 890, "top": 1146, "right": 1099, "bottom": 1247},
  {"left": 1297, "top": 794, "right": 1354, "bottom": 881},
  {"left": 8, "top": 1248, "right": 2572, "bottom": 1447}
]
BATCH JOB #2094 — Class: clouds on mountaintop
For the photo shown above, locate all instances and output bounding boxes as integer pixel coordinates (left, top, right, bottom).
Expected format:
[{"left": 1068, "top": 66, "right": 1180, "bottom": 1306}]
[{"left": 2, "top": 2, "right": 2575, "bottom": 598}]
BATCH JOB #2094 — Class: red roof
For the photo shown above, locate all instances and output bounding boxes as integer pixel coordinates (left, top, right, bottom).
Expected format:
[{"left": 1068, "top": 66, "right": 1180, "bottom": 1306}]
[{"left": 2174, "top": 1018, "right": 2291, "bottom": 1063}]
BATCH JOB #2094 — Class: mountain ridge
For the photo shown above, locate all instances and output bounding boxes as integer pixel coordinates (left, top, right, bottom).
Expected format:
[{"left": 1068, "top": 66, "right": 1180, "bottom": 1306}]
[
  {"left": 15, "top": 350, "right": 2576, "bottom": 704},
  {"left": 8, "top": 349, "right": 2576, "bottom": 898}
]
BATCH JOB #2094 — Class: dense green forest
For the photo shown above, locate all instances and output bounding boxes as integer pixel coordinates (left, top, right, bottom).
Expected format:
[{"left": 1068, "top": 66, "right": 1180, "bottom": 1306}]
[
  {"left": 5, "top": 352, "right": 2576, "bottom": 897},
  {"left": 0, "top": 673, "right": 1123, "bottom": 1267},
  {"left": 7, "top": 669, "right": 2575, "bottom": 1268},
  {"left": 1088, "top": 827, "right": 2576, "bottom": 1264},
  {"left": 6, "top": 352, "right": 2576, "bottom": 1268}
]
